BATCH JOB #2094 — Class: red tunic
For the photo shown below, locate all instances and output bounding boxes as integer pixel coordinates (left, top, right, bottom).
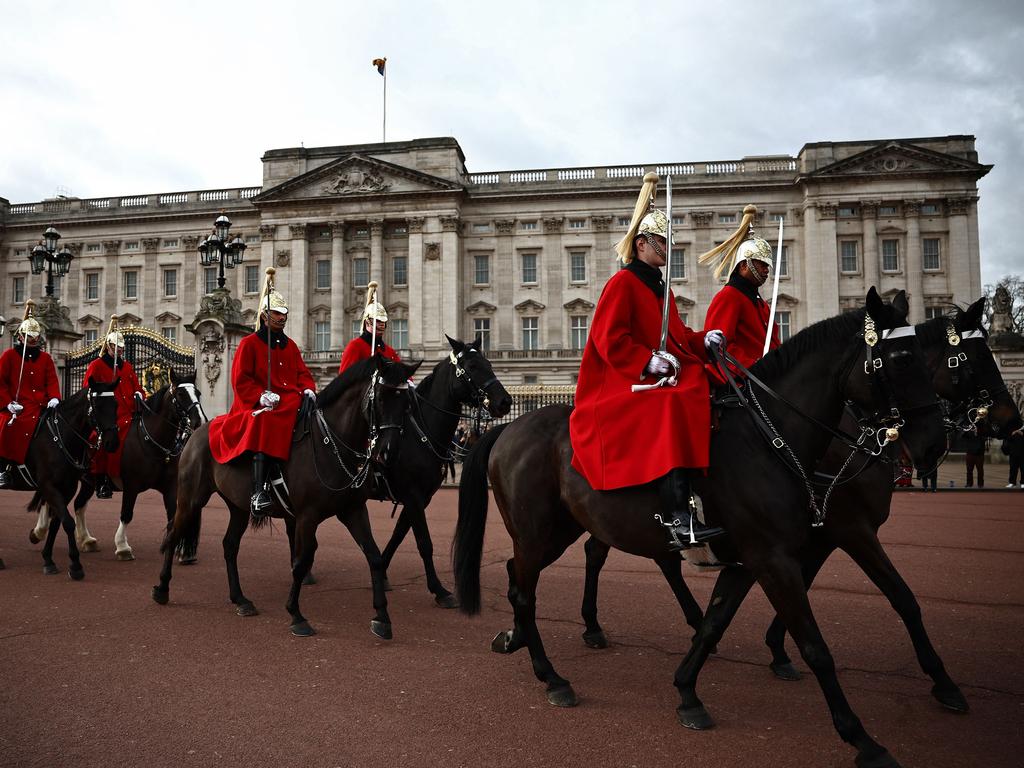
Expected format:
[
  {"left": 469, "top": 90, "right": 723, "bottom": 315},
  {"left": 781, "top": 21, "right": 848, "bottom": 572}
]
[
  {"left": 339, "top": 333, "right": 401, "bottom": 374},
  {"left": 569, "top": 267, "right": 711, "bottom": 491},
  {"left": 208, "top": 331, "right": 316, "bottom": 463},
  {"left": 0, "top": 346, "right": 61, "bottom": 464},
  {"left": 84, "top": 355, "right": 143, "bottom": 477},
  {"left": 704, "top": 281, "right": 780, "bottom": 384}
]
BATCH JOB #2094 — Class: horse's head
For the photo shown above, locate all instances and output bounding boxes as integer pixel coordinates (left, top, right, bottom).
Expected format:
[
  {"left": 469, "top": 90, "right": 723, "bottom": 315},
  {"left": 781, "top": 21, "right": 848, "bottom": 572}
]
[
  {"left": 445, "top": 334, "right": 512, "bottom": 417},
  {"left": 170, "top": 369, "right": 208, "bottom": 430},
  {"left": 87, "top": 376, "right": 121, "bottom": 452},
  {"left": 931, "top": 297, "right": 1022, "bottom": 439},
  {"left": 843, "top": 288, "right": 946, "bottom": 470},
  {"left": 367, "top": 356, "right": 422, "bottom": 467}
]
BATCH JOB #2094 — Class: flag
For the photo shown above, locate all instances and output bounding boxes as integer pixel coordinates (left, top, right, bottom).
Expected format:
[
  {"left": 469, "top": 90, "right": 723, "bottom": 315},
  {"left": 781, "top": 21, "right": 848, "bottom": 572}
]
[{"left": 372, "top": 57, "right": 386, "bottom": 76}]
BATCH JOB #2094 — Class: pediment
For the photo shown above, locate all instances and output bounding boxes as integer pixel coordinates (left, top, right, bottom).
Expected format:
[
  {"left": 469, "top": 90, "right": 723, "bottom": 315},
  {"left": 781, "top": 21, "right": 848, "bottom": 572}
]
[
  {"left": 118, "top": 313, "right": 142, "bottom": 326},
  {"left": 155, "top": 311, "right": 182, "bottom": 323},
  {"left": 466, "top": 301, "right": 497, "bottom": 315},
  {"left": 307, "top": 303, "right": 331, "bottom": 316},
  {"left": 386, "top": 301, "right": 408, "bottom": 312},
  {"left": 562, "top": 298, "right": 595, "bottom": 312},
  {"left": 674, "top": 295, "right": 695, "bottom": 309},
  {"left": 807, "top": 141, "right": 991, "bottom": 179},
  {"left": 78, "top": 314, "right": 102, "bottom": 326},
  {"left": 776, "top": 292, "right": 799, "bottom": 306},
  {"left": 255, "top": 153, "right": 463, "bottom": 203},
  {"left": 515, "top": 299, "right": 546, "bottom": 313},
  {"left": 876, "top": 224, "right": 905, "bottom": 235}
]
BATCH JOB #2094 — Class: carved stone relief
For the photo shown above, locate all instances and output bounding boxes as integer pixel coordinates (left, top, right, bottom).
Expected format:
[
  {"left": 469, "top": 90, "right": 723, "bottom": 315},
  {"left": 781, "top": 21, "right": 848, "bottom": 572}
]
[
  {"left": 424, "top": 242, "right": 441, "bottom": 260},
  {"left": 323, "top": 167, "right": 391, "bottom": 195},
  {"left": 200, "top": 329, "right": 225, "bottom": 395},
  {"left": 276, "top": 250, "right": 291, "bottom": 267}
]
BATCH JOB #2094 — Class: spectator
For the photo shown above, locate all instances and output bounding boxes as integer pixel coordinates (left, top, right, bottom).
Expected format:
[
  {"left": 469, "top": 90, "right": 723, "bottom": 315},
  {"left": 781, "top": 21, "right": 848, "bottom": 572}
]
[
  {"left": 919, "top": 465, "right": 938, "bottom": 492},
  {"left": 1002, "top": 427, "right": 1024, "bottom": 488},
  {"left": 962, "top": 430, "right": 988, "bottom": 488}
]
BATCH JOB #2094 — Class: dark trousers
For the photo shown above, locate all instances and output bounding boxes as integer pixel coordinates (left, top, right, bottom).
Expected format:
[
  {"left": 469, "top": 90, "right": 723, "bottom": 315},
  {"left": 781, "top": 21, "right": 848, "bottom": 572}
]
[
  {"left": 965, "top": 453, "right": 985, "bottom": 487},
  {"left": 921, "top": 470, "right": 937, "bottom": 491},
  {"left": 1010, "top": 459, "right": 1022, "bottom": 485}
]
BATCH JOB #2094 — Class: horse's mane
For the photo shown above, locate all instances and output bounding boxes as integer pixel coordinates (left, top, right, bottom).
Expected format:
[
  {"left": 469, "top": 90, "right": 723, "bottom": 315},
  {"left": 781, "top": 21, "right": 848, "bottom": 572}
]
[
  {"left": 750, "top": 309, "right": 866, "bottom": 382},
  {"left": 317, "top": 358, "right": 376, "bottom": 409},
  {"left": 147, "top": 386, "right": 168, "bottom": 414}
]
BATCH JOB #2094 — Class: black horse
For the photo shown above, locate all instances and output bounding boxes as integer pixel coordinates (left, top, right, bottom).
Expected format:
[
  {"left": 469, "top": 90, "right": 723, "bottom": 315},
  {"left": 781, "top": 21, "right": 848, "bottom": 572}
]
[
  {"left": 34, "top": 370, "right": 207, "bottom": 561},
  {"left": 16, "top": 377, "right": 121, "bottom": 578},
  {"left": 454, "top": 290, "right": 946, "bottom": 768},
  {"left": 153, "top": 356, "right": 420, "bottom": 638}
]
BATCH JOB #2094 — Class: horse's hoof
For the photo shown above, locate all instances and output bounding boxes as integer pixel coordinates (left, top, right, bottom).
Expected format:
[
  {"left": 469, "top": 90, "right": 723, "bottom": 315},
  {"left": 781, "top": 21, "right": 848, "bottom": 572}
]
[
  {"left": 302, "top": 572, "right": 317, "bottom": 586},
  {"left": 291, "top": 621, "right": 316, "bottom": 637},
  {"left": 29, "top": 530, "right": 43, "bottom": 545},
  {"left": 582, "top": 629, "right": 609, "bottom": 649},
  {"left": 151, "top": 586, "right": 169, "bottom": 605},
  {"left": 42, "top": 563, "right": 59, "bottom": 576},
  {"left": 115, "top": 550, "right": 135, "bottom": 562},
  {"left": 491, "top": 629, "right": 521, "bottom": 654},
  {"left": 381, "top": 577, "right": 393, "bottom": 592},
  {"left": 770, "top": 661, "right": 802, "bottom": 681},
  {"left": 855, "top": 748, "right": 902, "bottom": 768},
  {"left": 932, "top": 684, "right": 969, "bottom": 713},
  {"left": 434, "top": 592, "right": 459, "bottom": 609},
  {"left": 546, "top": 684, "right": 578, "bottom": 707},
  {"left": 68, "top": 564, "right": 85, "bottom": 581},
  {"left": 80, "top": 539, "right": 99, "bottom": 553},
  {"left": 235, "top": 602, "right": 259, "bottom": 617},
  {"left": 370, "top": 620, "right": 393, "bottom": 640},
  {"left": 677, "top": 705, "right": 715, "bottom": 730},
  {"left": 177, "top": 555, "right": 197, "bottom": 566},
  {"left": 0, "top": 558, "right": 5, "bottom": 570}
]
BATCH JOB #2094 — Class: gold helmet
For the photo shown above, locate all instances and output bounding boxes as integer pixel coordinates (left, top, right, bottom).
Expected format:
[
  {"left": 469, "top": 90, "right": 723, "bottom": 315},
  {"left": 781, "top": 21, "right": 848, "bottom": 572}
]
[
  {"left": 362, "top": 280, "right": 387, "bottom": 323},
  {"left": 615, "top": 172, "right": 673, "bottom": 263},
  {"left": 106, "top": 331, "right": 126, "bottom": 348},
  {"left": 16, "top": 299, "right": 42, "bottom": 338},
  {"left": 698, "top": 204, "right": 774, "bottom": 279},
  {"left": 257, "top": 267, "right": 288, "bottom": 317}
]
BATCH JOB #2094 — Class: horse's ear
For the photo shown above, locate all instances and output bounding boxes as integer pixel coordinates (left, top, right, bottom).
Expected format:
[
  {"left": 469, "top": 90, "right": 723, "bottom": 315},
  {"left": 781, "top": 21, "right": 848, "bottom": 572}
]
[
  {"left": 890, "top": 289, "right": 910, "bottom": 320},
  {"left": 445, "top": 334, "right": 464, "bottom": 353},
  {"left": 407, "top": 359, "right": 423, "bottom": 377},
  {"left": 865, "top": 286, "right": 886, "bottom": 325},
  {"left": 170, "top": 369, "right": 180, "bottom": 385},
  {"left": 86, "top": 375, "right": 95, "bottom": 388},
  {"left": 470, "top": 334, "right": 482, "bottom": 351},
  {"left": 960, "top": 296, "right": 986, "bottom": 330}
]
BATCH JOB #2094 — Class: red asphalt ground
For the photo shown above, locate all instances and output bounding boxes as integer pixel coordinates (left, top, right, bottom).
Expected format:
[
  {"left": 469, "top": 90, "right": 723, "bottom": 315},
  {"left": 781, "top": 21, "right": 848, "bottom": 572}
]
[{"left": 1, "top": 488, "right": 1022, "bottom": 768}]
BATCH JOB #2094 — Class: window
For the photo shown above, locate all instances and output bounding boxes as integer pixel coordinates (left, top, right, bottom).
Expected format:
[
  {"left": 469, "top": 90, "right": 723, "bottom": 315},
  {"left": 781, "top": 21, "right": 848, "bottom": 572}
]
[
  {"left": 719, "top": 213, "right": 736, "bottom": 224},
  {"left": 521, "top": 221, "right": 538, "bottom": 231},
  {"left": 522, "top": 317, "right": 538, "bottom": 350},
  {"left": 160, "top": 326, "right": 177, "bottom": 343},
  {"left": 52, "top": 274, "right": 64, "bottom": 297},
  {"left": 570, "top": 316, "right": 588, "bottom": 349},
  {"left": 770, "top": 212, "right": 785, "bottom": 222},
  {"left": 570, "top": 252, "right": 587, "bottom": 283},
  {"left": 162, "top": 238, "right": 179, "bottom": 249},
  {"left": 521, "top": 253, "right": 537, "bottom": 284},
  {"left": 473, "top": 318, "right": 491, "bottom": 352},
  {"left": 244, "top": 234, "right": 261, "bottom": 244},
  {"left": 352, "top": 257, "right": 369, "bottom": 288},
  {"left": 163, "top": 269, "right": 178, "bottom": 297},
  {"left": 474, "top": 254, "right": 490, "bottom": 285},
  {"left": 204, "top": 267, "right": 217, "bottom": 294},
  {"left": 351, "top": 319, "right": 362, "bottom": 338},
  {"left": 778, "top": 245, "right": 790, "bottom": 277},
  {"left": 923, "top": 239, "right": 941, "bottom": 271},
  {"left": 313, "top": 321, "right": 330, "bottom": 352},
  {"left": 12, "top": 276, "right": 26, "bottom": 304},
  {"left": 776, "top": 311, "right": 792, "bottom": 342},
  {"left": 882, "top": 240, "right": 900, "bottom": 272},
  {"left": 124, "top": 241, "right": 139, "bottom": 251},
  {"left": 472, "top": 222, "right": 490, "bottom": 233},
  {"left": 84, "top": 329, "right": 98, "bottom": 345},
  {"left": 925, "top": 306, "right": 946, "bottom": 320},
  {"left": 392, "top": 255, "right": 407, "bottom": 286},
  {"left": 390, "top": 318, "right": 408, "bottom": 350},
  {"left": 921, "top": 203, "right": 939, "bottom": 215},
  {"left": 353, "top": 226, "right": 369, "bottom": 238},
  {"left": 617, "top": 216, "right": 631, "bottom": 227},
  {"left": 85, "top": 273, "right": 99, "bottom": 301},
  {"left": 86, "top": 243, "right": 101, "bottom": 253},
  {"left": 840, "top": 241, "right": 859, "bottom": 273},
  {"left": 390, "top": 225, "right": 407, "bottom": 236},
  {"left": 315, "top": 260, "right": 331, "bottom": 290},
  {"left": 669, "top": 248, "right": 685, "bottom": 280},
  {"left": 672, "top": 215, "right": 685, "bottom": 225},
  {"left": 123, "top": 270, "right": 138, "bottom": 299},
  {"left": 680, "top": 313, "right": 688, "bottom": 326},
  {"left": 523, "top": 374, "right": 538, "bottom": 385},
  {"left": 245, "top": 265, "right": 259, "bottom": 294},
  {"left": 879, "top": 205, "right": 898, "bottom": 216},
  {"left": 568, "top": 219, "right": 586, "bottom": 229},
  {"left": 838, "top": 206, "right": 858, "bottom": 218}
]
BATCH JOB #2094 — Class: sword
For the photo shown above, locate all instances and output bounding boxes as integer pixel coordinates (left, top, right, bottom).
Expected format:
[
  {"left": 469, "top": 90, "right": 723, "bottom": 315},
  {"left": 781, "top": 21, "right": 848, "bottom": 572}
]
[
  {"left": 762, "top": 218, "right": 784, "bottom": 356},
  {"left": 633, "top": 175, "right": 677, "bottom": 393}
]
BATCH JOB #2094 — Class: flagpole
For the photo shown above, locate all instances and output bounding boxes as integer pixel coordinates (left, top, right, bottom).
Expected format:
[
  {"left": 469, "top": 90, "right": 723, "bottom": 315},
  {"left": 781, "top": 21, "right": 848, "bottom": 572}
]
[{"left": 382, "top": 66, "right": 387, "bottom": 143}]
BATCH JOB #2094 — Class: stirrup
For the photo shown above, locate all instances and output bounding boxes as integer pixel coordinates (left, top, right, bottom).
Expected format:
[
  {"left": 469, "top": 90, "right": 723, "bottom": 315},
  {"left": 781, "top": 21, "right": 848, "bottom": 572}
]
[
  {"left": 0, "top": 471, "right": 12, "bottom": 489},
  {"left": 655, "top": 512, "right": 725, "bottom": 551},
  {"left": 95, "top": 479, "right": 114, "bottom": 499},
  {"left": 250, "top": 489, "right": 273, "bottom": 517}
]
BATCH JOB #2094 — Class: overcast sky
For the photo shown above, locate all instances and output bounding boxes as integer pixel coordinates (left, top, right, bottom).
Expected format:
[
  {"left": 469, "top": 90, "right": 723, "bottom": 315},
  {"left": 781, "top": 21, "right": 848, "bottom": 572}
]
[{"left": 2, "top": 0, "right": 1021, "bottom": 287}]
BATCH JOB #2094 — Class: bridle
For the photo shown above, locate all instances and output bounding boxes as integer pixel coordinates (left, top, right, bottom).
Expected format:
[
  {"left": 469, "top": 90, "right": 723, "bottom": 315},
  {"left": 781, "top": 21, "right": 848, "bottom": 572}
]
[
  {"left": 939, "top": 321, "right": 1003, "bottom": 433},
  {"left": 133, "top": 381, "right": 206, "bottom": 461}
]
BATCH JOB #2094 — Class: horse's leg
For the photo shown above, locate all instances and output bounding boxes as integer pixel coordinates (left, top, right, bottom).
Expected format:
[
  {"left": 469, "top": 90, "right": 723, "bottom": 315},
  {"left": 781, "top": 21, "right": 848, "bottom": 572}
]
[
  {"left": 113, "top": 490, "right": 139, "bottom": 562},
  {"left": 223, "top": 503, "right": 256, "bottom": 616},
  {"left": 379, "top": 506, "right": 414, "bottom": 591},
  {"left": 29, "top": 504, "right": 51, "bottom": 545},
  {"left": 407, "top": 504, "right": 457, "bottom": 608},
  {"left": 59, "top": 505, "right": 85, "bottom": 581},
  {"left": 842, "top": 531, "right": 968, "bottom": 713},
  {"left": 755, "top": 559, "right": 900, "bottom": 768},
  {"left": 284, "top": 514, "right": 319, "bottom": 636},
  {"left": 655, "top": 555, "right": 707, "bottom": 641},
  {"left": 166, "top": 485, "right": 196, "bottom": 566},
  {"left": 581, "top": 536, "right": 610, "bottom": 648},
  {"left": 338, "top": 508, "right": 392, "bottom": 639},
  {"left": 674, "top": 565, "right": 756, "bottom": 730},
  {"left": 283, "top": 514, "right": 314, "bottom": 585},
  {"left": 41, "top": 505, "right": 61, "bottom": 575},
  {"left": 72, "top": 483, "right": 99, "bottom": 552}
]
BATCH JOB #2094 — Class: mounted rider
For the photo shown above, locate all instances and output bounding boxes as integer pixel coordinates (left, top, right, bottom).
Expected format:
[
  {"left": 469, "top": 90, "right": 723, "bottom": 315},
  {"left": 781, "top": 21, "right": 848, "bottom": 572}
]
[
  {"left": 85, "top": 315, "right": 145, "bottom": 499},
  {"left": 207, "top": 268, "right": 317, "bottom": 517},
  {"left": 0, "top": 301, "right": 61, "bottom": 488},
  {"left": 569, "top": 172, "right": 725, "bottom": 550},
  {"left": 700, "top": 204, "right": 781, "bottom": 381},
  {"left": 339, "top": 281, "right": 402, "bottom": 373}
]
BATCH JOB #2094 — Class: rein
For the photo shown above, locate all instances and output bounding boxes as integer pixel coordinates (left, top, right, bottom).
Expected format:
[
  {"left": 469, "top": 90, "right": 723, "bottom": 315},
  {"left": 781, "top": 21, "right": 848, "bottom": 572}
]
[
  {"left": 132, "top": 386, "right": 197, "bottom": 462},
  {"left": 45, "top": 397, "right": 107, "bottom": 473}
]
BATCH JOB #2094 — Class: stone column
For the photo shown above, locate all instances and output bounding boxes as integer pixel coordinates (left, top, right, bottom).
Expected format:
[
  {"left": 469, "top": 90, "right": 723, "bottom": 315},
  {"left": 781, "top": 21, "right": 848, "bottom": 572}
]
[
  {"left": 102, "top": 240, "right": 121, "bottom": 321},
  {"left": 965, "top": 198, "right": 982, "bottom": 298},
  {"left": 407, "top": 217, "right": 425, "bottom": 353},
  {"left": 592, "top": 215, "right": 614, "bottom": 285},
  {"left": 64, "top": 242, "right": 83, "bottom": 322},
  {"left": 947, "top": 197, "right": 972, "bottom": 305},
  {"left": 690, "top": 211, "right": 714, "bottom": 327},
  {"left": 287, "top": 223, "right": 308, "bottom": 349},
  {"left": 542, "top": 216, "right": 564, "bottom": 348},
  {"left": 904, "top": 200, "right": 924, "bottom": 323},
  {"left": 494, "top": 218, "right": 516, "bottom": 347},
  {"left": 181, "top": 235, "right": 200, "bottom": 321},
  {"left": 369, "top": 218, "right": 385, "bottom": 305},
  {"left": 438, "top": 216, "right": 461, "bottom": 357},
  {"left": 142, "top": 237, "right": 159, "bottom": 326},
  {"left": 808, "top": 203, "right": 838, "bottom": 325},
  {"left": 329, "top": 220, "right": 347, "bottom": 353},
  {"left": 861, "top": 201, "right": 879, "bottom": 291},
  {"left": 189, "top": 291, "right": 248, "bottom": 417},
  {"left": 258, "top": 224, "right": 277, "bottom": 282}
]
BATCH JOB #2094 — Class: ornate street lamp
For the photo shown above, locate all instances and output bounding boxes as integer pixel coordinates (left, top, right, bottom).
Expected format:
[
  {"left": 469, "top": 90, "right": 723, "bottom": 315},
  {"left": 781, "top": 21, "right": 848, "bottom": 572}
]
[
  {"left": 28, "top": 225, "right": 74, "bottom": 296},
  {"left": 197, "top": 213, "right": 246, "bottom": 289}
]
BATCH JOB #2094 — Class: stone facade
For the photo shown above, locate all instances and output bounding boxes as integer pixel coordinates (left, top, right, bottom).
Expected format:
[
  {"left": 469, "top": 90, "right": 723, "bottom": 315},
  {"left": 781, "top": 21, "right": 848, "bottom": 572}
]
[{"left": 0, "top": 135, "right": 993, "bottom": 415}]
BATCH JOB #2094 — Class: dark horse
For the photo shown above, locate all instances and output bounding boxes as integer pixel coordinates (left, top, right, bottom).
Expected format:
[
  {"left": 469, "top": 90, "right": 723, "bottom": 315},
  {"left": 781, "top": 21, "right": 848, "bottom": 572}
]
[
  {"left": 577, "top": 297, "right": 1023, "bottom": 715},
  {"left": 454, "top": 290, "right": 947, "bottom": 768},
  {"left": 153, "top": 356, "right": 421, "bottom": 638},
  {"left": 33, "top": 370, "right": 208, "bottom": 561},
  {"left": 365, "top": 335, "right": 511, "bottom": 607},
  {"left": 16, "top": 378, "right": 121, "bottom": 578}
]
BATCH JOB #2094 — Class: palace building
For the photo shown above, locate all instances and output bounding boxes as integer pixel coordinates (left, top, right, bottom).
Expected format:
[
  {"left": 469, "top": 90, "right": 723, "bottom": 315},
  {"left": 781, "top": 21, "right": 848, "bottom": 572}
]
[{"left": 0, "top": 135, "right": 991, "bottom": 412}]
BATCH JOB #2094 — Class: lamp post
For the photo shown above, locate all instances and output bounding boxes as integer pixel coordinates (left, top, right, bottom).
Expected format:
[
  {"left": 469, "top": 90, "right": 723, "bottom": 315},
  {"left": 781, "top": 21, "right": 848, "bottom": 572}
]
[
  {"left": 29, "top": 226, "right": 74, "bottom": 297},
  {"left": 197, "top": 214, "right": 247, "bottom": 290}
]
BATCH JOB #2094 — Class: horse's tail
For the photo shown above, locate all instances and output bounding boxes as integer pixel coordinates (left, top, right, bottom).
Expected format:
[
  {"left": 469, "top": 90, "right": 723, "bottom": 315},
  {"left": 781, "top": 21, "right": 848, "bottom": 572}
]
[
  {"left": 454, "top": 423, "right": 509, "bottom": 616},
  {"left": 160, "top": 505, "right": 201, "bottom": 559},
  {"left": 26, "top": 491, "right": 43, "bottom": 514}
]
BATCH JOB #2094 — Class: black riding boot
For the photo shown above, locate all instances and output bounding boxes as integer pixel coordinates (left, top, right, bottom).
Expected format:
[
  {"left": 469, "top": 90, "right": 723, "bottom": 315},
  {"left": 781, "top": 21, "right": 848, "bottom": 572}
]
[
  {"left": 250, "top": 452, "right": 273, "bottom": 517},
  {"left": 657, "top": 468, "right": 724, "bottom": 551},
  {"left": 96, "top": 475, "right": 114, "bottom": 499},
  {"left": 0, "top": 462, "right": 13, "bottom": 489}
]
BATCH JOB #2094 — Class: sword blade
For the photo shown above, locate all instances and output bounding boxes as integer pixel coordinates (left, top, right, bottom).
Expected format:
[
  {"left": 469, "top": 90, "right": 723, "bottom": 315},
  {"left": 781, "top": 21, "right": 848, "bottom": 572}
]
[
  {"left": 763, "top": 218, "right": 784, "bottom": 356},
  {"left": 659, "top": 175, "right": 673, "bottom": 352}
]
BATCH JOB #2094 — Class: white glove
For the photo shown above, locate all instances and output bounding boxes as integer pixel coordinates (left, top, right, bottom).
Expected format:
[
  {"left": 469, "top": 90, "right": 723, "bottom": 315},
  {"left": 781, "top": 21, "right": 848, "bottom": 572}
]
[
  {"left": 259, "top": 391, "right": 280, "bottom": 409},
  {"left": 6, "top": 402, "right": 23, "bottom": 414},
  {"left": 303, "top": 389, "right": 316, "bottom": 399},
  {"left": 644, "top": 352, "right": 678, "bottom": 378},
  {"left": 47, "top": 398, "right": 59, "bottom": 409},
  {"left": 134, "top": 391, "right": 145, "bottom": 401},
  {"left": 704, "top": 329, "right": 726, "bottom": 351}
]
